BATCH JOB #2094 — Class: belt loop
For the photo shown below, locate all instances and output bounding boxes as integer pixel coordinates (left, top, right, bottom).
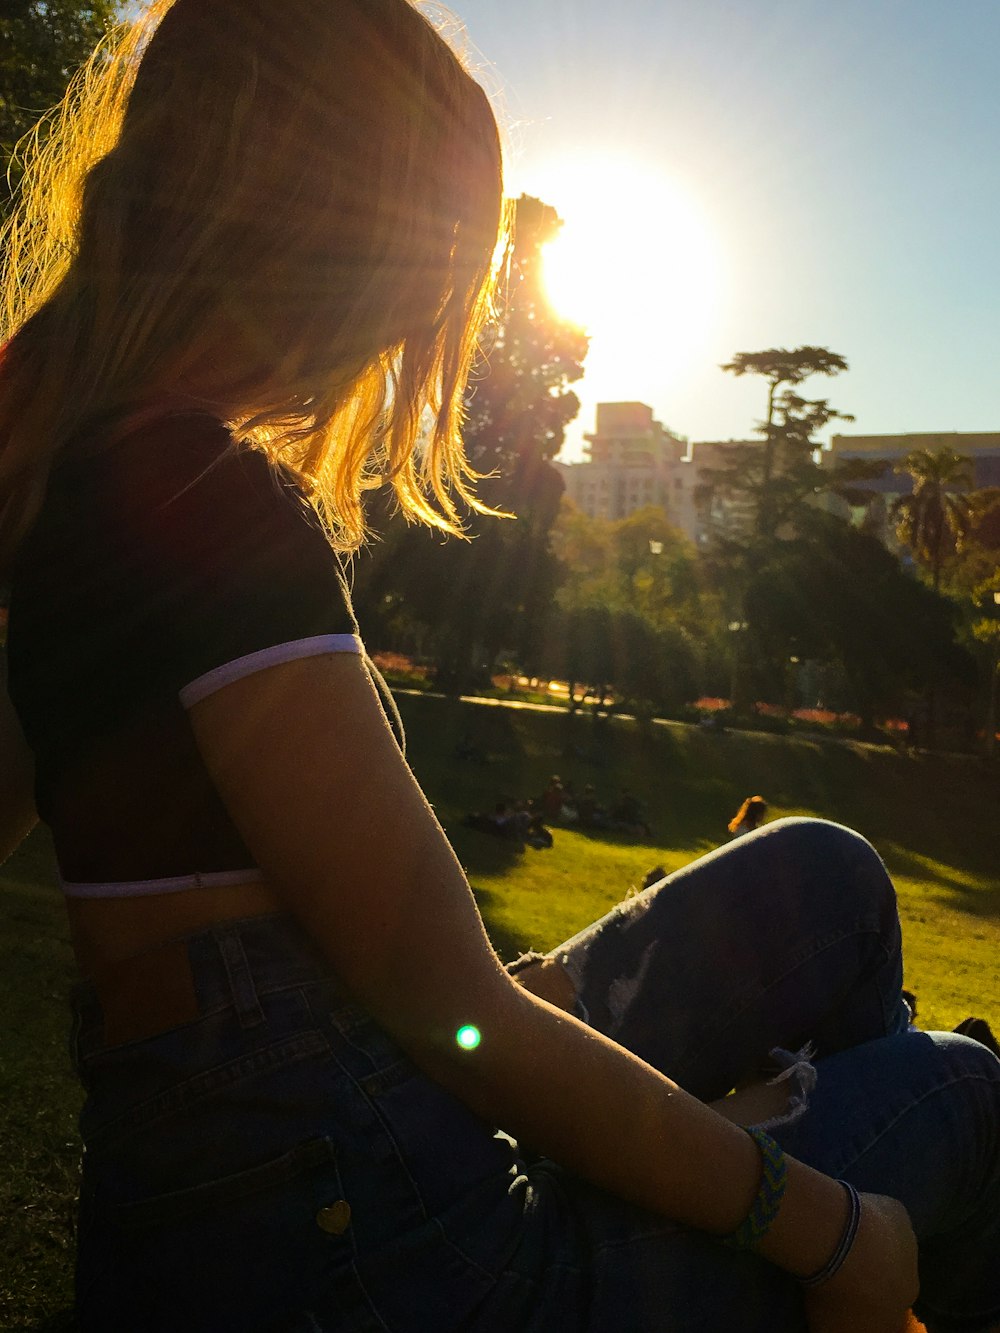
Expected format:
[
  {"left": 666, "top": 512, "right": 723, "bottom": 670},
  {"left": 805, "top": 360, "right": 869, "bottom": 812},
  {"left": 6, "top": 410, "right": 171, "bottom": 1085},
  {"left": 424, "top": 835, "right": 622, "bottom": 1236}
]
[{"left": 216, "top": 929, "right": 265, "bottom": 1029}]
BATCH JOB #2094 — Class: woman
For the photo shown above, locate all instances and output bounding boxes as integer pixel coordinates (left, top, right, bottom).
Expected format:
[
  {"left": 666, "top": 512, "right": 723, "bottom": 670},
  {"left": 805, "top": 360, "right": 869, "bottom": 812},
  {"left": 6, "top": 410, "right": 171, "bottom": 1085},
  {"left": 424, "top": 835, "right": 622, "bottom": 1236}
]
[
  {"left": 729, "top": 795, "right": 769, "bottom": 839},
  {"left": 0, "top": 3, "right": 997, "bottom": 1329}
]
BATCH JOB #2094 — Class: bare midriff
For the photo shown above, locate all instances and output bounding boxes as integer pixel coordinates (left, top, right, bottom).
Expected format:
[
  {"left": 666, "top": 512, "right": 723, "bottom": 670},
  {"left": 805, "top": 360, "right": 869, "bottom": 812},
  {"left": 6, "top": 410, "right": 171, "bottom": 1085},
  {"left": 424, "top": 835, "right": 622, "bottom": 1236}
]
[{"left": 67, "top": 877, "right": 287, "bottom": 977}]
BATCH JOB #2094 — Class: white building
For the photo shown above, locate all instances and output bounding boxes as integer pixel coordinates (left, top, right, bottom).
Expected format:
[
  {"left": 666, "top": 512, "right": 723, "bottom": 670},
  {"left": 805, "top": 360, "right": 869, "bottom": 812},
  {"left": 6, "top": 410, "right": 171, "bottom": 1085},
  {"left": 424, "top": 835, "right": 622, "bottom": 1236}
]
[
  {"left": 556, "top": 403, "right": 759, "bottom": 547},
  {"left": 555, "top": 402, "right": 691, "bottom": 531}
]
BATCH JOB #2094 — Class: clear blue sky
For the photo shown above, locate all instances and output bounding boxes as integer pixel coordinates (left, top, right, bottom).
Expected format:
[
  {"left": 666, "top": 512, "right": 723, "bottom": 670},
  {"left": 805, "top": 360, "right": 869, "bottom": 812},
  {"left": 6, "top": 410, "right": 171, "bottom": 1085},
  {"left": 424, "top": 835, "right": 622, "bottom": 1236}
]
[{"left": 450, "top": 0, "right": 1000, "bottom": 458}]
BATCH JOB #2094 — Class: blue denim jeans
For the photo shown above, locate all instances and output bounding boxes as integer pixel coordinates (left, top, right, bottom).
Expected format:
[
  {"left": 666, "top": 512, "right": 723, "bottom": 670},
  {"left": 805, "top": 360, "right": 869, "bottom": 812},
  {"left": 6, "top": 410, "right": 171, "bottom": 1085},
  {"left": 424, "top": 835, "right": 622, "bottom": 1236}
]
[{"left": 71, "top": 819, "right": 1000, "bottom": 1331}]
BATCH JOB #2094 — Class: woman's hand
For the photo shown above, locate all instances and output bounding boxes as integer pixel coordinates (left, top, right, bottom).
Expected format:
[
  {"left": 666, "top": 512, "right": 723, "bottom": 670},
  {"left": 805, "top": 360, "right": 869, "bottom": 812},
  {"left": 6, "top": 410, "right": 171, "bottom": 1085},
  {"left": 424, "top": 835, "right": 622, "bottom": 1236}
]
[{"left": 803, "top": 1192, "right": 919, "bottom": 1333}]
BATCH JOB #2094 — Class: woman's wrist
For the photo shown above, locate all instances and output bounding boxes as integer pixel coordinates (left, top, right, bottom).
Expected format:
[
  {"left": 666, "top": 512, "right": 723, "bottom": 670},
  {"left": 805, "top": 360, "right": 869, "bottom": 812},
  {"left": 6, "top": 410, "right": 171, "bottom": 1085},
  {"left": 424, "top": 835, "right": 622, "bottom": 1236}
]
[
  {"left": 753, "top": 1156, "right": 854, "bottom": 1280},
  {"left": 714, "top": 1131, "right": 857, "bottom": 1283},
  {"left": 797, "top": 1181, "right": 862, "bottom": 1287}
]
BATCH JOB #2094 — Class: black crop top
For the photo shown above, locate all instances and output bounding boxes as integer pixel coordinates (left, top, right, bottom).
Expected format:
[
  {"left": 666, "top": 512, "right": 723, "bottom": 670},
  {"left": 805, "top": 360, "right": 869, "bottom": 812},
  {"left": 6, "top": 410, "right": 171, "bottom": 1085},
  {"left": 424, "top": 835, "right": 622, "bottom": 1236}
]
[{"left": 6, "top": 413, "right": 362, "bottom": 896}]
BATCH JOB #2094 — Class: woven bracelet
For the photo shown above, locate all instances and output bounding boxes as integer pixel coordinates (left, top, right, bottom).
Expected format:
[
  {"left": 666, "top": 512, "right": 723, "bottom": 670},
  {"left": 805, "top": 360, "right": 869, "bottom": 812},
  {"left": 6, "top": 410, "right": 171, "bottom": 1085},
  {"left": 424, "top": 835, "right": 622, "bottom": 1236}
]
[
  {"left": 722, "top": 1127, "right": 789, "bottom": 1251},
  {"left": 798, "top": 1181, "right": 862, "bottom": 1288}
]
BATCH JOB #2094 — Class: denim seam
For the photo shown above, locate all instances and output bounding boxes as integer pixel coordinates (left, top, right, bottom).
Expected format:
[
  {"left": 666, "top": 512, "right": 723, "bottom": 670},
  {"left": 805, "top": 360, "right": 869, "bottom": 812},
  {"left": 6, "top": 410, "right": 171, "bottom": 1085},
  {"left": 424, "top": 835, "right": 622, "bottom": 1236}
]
[
  {"left": 745, "top": 919, "right": 891, "bottom": 1003},
  {"left": 113, "top": 1135, "right": 341, "bottom": 1231},
  {"left": 309, "top": 991, "right": 431, "bottom": 1228},
  {"left": 216, "top": 930, "right": 266, "bottom": 1029},
  {"left": 828, "top": 1069, "right": 999, "bottom": 1179},
  {"left": 85, "top": 1029, "right": 330, "bottom": 1148},
  {"left": 360, "top": 1060, "right": 416, "bottom": 1098},
  {"left": 348, "top": 1261, "right": 395, "bottom": 1332},
  {"left": 429, "top": 1212, "right": 498, "bottom": 1282},
  {"left": 677, "top": 924, "right": 892, "bottom": 1074},
  {"left": 592, "top": 1220, "right": 687, "bottom": 1257},
  {"left": 835, "top": 1067, "right": 1000, "bottom": 1327}
]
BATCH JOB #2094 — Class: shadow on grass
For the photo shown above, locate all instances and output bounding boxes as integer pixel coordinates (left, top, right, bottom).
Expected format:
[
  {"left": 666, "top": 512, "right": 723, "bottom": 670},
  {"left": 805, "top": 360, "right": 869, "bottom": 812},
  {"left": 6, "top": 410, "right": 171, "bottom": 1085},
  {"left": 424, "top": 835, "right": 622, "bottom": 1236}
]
[
  {"left": 399, "top": 692, "right": 1000, "bottom": 922},
  {"left": 468, "top": 883, "right": 530, "bottom": 962},
  {"left": 446, "top": 821, "right": 524, "bottom": 877},
  {"left": 883, "top": 845, "right": 1000, "bottom": 919}
]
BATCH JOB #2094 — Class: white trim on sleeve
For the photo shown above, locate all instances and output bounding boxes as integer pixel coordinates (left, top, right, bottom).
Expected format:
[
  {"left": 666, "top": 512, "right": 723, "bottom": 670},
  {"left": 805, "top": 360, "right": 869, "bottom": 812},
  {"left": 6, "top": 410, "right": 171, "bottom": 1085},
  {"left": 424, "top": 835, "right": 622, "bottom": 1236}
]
[{"left": 179, "top": 633, "right": 363, "bottom": 708}]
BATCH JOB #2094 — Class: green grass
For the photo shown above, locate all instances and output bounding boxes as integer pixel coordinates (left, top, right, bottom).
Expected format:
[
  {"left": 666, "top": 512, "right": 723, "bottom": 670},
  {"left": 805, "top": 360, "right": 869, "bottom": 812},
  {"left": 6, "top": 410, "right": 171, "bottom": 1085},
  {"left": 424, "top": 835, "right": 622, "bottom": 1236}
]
[{"left": 1, "top": 696, "right": 998, "bottom": 1326}]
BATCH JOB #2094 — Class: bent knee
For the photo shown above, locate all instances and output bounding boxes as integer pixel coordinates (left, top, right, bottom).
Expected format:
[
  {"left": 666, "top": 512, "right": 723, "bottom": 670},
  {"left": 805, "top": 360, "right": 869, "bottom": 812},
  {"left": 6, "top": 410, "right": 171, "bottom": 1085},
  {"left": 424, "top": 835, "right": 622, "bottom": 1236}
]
[{"left": 759, "top": 817, "right": 895, "bottom": 915}]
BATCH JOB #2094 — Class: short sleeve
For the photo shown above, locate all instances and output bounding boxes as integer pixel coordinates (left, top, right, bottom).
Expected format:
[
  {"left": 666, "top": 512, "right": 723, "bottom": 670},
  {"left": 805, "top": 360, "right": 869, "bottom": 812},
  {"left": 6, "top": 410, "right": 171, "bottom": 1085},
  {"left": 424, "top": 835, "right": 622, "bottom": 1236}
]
[{"left": 99, "top": 415, "right": 362, "bottom": 708}]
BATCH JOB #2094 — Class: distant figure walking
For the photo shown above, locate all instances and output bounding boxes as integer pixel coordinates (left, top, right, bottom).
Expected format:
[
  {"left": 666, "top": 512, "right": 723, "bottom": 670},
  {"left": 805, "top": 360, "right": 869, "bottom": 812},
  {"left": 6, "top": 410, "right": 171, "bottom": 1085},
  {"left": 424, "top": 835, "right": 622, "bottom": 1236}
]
[{"left": 728, "top": 795, "right": 768, "bottom": 839}]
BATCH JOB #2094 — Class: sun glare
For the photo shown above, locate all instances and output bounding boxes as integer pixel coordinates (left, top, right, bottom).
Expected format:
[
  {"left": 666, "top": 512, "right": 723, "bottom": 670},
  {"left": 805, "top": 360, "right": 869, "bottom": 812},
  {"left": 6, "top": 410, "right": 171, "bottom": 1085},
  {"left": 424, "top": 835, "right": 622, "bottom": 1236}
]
[{"left": 535, "top": 154, "right": 723, "bottom": 396}]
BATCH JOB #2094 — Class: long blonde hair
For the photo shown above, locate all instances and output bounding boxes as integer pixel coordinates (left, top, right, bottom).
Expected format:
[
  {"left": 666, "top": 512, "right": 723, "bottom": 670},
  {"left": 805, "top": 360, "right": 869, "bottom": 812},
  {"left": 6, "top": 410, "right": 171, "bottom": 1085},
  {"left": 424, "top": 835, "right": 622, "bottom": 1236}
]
[{"left": 0, "top": 0, "right": 506, "bottom": 569}]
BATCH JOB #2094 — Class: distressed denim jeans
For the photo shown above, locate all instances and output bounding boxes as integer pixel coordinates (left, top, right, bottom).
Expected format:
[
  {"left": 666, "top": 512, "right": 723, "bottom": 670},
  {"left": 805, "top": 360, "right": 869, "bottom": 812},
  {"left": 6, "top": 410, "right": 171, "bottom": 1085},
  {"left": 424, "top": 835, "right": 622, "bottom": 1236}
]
[{"left": 71, "top": 818, "right": 1000, "bottom": 1331}]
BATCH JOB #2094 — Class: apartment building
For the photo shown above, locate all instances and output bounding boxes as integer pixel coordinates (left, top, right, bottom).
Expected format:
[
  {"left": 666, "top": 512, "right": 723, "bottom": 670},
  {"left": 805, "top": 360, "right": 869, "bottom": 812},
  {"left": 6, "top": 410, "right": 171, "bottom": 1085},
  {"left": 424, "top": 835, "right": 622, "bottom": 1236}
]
[
  {"left": 555, "top": 401, "right": 690, "bottom": 527},
  {"left": 824, "top": 431, "right": 1000, "bottom": 538}
]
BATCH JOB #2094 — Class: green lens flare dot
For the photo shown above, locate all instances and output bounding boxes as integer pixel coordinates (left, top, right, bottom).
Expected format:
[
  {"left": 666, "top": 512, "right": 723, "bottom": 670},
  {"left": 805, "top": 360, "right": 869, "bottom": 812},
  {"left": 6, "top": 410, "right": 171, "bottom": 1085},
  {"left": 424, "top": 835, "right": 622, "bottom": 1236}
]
[{"left": 456, "top": 1025, "right": 481, "bottom": 1051}]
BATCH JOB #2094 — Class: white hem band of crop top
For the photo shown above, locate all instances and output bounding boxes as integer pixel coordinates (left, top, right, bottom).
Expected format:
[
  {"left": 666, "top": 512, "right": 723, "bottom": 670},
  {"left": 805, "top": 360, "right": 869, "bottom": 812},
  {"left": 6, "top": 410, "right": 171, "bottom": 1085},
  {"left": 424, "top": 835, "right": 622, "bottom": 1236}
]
[
  {"left": 179, "top": 632, "right": 362, "bottom": 708},
  {"left": 60, "top": 868, "right": 265, "bottom": 899},
  {"left": 60, "top": 636, "right": 362, "bottom": 898}
]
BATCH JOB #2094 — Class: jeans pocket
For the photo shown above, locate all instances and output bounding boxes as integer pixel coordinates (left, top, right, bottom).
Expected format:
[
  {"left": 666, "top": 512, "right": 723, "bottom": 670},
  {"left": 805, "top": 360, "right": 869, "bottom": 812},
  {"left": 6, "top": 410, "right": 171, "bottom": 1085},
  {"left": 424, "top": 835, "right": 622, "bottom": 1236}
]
[
  {"left": 79, "top": 1135, "right": 380, "bottom": 1332},
  {"left": 114, "top": 1134, "right": 342, "bottom": 1232}
]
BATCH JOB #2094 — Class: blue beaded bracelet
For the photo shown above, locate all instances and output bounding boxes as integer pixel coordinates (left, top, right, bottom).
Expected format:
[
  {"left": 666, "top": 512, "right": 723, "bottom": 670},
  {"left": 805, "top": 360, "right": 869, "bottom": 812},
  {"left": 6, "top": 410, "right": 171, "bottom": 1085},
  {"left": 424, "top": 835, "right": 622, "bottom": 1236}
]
[{"left": 722, "top": 1127, "right": 789, "bottom": 1251}]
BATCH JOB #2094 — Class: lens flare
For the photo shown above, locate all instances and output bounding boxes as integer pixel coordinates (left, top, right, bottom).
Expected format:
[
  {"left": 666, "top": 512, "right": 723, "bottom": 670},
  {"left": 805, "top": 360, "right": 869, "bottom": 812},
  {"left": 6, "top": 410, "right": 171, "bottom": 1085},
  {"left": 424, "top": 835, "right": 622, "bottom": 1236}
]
[{"left": 455, "top": 1025, "right": 482, "bottom": 1051}]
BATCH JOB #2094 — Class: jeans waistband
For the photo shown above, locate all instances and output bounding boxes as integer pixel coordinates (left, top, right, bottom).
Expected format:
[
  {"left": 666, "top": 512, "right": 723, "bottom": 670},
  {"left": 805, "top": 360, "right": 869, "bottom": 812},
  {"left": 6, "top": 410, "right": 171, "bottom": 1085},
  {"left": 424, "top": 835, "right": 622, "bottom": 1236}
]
[{"left": 72, "top": 913, "right": 342, "bottom": 1056}]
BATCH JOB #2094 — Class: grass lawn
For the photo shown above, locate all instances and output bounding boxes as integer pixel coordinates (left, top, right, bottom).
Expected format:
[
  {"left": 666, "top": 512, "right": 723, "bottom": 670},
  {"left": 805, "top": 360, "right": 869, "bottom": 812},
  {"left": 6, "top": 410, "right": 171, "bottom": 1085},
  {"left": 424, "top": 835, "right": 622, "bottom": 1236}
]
[{"left": 1, "top": 694, "right": 998, "bottom": 1327}]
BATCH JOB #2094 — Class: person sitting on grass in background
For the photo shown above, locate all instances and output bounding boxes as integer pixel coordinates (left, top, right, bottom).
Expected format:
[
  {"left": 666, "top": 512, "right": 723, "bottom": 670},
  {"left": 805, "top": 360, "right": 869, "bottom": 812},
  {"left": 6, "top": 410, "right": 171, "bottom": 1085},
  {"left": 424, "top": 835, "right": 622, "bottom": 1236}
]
[
  {"left": 577, "top": 782, "right": 604, "bottom": 828},
  {"left": 729, "top": 794, "right": 769, "bottom": 839},
  {"left": 1, "top": 3, "right": 998, "bottom": 1330},
  {"left": 611, "top": 787, "right": 652, "bottom": 838},
  {"left": 539, "top": 774, "right": 565, "bottom": 823}
]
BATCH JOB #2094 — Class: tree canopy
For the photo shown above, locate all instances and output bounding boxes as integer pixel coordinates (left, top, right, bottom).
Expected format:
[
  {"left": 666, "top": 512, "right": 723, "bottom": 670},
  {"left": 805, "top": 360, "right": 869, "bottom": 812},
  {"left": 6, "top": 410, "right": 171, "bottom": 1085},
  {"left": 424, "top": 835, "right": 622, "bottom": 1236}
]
[
  {"left": 352, "top": 195, "right": 588, "bottom": 690},
  {"left": 744, "top": 511, "right": 972, "bottom": 729},
  {"left": 700, "top": 346, "right": 876, "bottom": 546},
  {"left": 891, "top": 446, "right": 974, "bottom": 590},
  {"left": 463, "top": 194, "right": 589, "bottom": 498}
]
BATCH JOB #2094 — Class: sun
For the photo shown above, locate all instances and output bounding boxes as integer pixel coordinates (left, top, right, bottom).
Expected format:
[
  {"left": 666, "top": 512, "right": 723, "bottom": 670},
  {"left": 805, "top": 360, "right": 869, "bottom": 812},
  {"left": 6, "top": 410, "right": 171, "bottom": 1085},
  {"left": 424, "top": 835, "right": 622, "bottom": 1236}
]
[{"left": 533, "top": 153, "right": 723, "bottom": 396}]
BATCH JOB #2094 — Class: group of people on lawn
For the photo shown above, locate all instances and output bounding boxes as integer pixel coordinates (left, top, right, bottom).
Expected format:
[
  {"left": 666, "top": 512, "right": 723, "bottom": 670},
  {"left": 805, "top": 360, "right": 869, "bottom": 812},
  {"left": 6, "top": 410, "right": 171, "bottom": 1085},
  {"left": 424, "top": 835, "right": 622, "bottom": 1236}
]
[{"left": 466, "top": 776, "right": 653, "bottom": 850}]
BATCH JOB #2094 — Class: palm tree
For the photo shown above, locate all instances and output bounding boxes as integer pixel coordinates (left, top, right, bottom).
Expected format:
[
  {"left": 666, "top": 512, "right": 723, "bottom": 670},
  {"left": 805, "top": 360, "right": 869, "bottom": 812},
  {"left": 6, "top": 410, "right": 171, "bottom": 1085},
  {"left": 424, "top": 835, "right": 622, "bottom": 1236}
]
[{"left": 891, "top": 446, "right": 974, "bottom": 590}]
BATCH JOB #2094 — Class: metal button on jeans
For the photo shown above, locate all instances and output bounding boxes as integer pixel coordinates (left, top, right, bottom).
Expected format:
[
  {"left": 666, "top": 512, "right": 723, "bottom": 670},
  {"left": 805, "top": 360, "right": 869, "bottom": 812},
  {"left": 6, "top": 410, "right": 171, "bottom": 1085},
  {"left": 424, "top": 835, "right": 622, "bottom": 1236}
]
[{"left": 316, "top": 1201, "right": 351, "bottom": 1235}]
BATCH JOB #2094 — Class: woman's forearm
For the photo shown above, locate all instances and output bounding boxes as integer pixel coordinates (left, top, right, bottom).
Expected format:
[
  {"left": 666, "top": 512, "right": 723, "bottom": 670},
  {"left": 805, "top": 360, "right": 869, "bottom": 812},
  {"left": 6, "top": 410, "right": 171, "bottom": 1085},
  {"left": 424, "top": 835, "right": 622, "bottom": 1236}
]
[{"left": 404, "top": 976, "right": 851, "bottom": 1282}]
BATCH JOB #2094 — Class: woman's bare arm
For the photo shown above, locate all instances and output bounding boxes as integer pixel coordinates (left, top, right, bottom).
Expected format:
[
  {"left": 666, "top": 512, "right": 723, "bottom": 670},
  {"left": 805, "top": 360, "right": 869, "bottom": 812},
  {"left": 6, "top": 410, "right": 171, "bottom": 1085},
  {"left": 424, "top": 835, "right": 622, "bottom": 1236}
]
[
  {"left": 188, "top": 652, "right": 917, "bottom": 1328},
  {"left": 0, "top": 673, "right": 37, "bottom": 865}
]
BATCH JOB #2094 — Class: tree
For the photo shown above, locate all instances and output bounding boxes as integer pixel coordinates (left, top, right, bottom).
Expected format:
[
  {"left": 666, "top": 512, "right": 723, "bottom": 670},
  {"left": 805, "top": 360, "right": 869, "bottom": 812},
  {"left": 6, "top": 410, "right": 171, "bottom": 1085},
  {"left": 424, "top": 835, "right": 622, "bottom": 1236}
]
[
  {"left": 0, "top": 0, "right": 119, "bottom": 219},
  {"left": 352, "top": 195, "right": 588, "bottom": 689},
  {"left": 927, "top": 488, "right": 1000, "bottom": 753},
  {"left": 891, "top": 446, "right": 974, "bottom": 591},
  {"left": 531, "top": 602, "right": 700, "bottom": 717},
  {"left": 696, "top": 346, "right": 880, "bottom": 711},
  {"left": 551, "top": 502, "right": 708, "bottom": 635},
  {"left": 464, "top": 195, "right": 589, "bottom": 485},
  {"left": 744, "top": 511, "right": 972, "bottom": 733},
  {"left": 698, "top": 347, "right": 880, "bottom": 546},
  {"left": 530, "top": 502, "right": 712, "bottom": 713}
]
